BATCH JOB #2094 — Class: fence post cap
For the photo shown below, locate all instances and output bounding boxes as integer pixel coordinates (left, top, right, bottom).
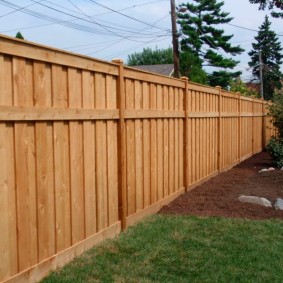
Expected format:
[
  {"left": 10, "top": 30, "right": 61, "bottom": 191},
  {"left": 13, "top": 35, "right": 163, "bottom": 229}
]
[
  {"left": 215, "top": 86, "right": 221, "bottom": 89},
  {"left": 112, "top": 59, "right": 124, "bottom": 65},
  {"left": 180, "top": 76, "right": 189, "bottom": 81}
]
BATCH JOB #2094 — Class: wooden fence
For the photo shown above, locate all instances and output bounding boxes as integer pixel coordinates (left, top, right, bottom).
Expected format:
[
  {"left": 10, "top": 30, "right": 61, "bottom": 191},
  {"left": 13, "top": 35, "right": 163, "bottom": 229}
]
[{"left": 0, "top": 35, "right": 275, "bottom": 283}]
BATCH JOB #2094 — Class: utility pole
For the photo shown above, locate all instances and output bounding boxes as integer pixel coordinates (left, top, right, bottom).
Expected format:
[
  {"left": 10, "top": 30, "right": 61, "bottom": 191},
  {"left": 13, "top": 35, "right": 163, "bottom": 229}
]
[
  {"left": 170, "top": 0, "right": 180, "bottom": 78},
  {"left": 259, "top": 49, "right": 264, "bottom": 99}
]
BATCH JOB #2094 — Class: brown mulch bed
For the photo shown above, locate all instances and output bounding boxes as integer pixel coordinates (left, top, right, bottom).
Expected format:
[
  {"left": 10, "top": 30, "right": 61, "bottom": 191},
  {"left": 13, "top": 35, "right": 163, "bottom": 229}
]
[{"left": 160, "top": 151, "right": 283, "bottom": 220}]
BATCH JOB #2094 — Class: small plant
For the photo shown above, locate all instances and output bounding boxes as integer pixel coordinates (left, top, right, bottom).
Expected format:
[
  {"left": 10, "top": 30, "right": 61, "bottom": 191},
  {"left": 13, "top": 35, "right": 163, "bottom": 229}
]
[
  {"left": 268, "top": 93, "right": 283, "bottom": 138},
  {"left": 266, "top": 93, "right": 283, "bottom": 167},
  {"left": 266, "top": 137, "right": 283, "bottom": 167}
]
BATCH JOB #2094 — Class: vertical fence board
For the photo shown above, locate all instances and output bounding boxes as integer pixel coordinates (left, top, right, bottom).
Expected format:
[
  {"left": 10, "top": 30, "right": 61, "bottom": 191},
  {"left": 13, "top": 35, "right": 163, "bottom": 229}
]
[
  {"left": 150, "top": 83, "right": 157, "bottom": 203},
  {"left": 82, "top": 70, "right": 97, "bottom": 237},
  {"left": 156, "top": 85, "right": 164, "bottom": 201},
  {"left": 0, "top": 54, "right": 17, "bottom": 280},
  {"left": 106, "top": 75, "right": 118, "bottom": 225},
  {"left": 168, "top": 87, "right": 174, "bottom": 194},
  {"left": 142, "top": 82, "right": 150, "bottom": 208},
  {"left": 95, "top": 73, "right": 108, "bottom": 231},
  {"left": 13, "top": 57, "right": 38, "bottom": 271},
  {"left": 34, "top": 62, "right": 55, "bottom": 262},
  {"left": 125, "top": 79, "right": 136, "bottom": 215},
  {"left": 134, "top": 80, "right": 144, "bottom": 211},
  {"left": 163, "top": 86, "right": 169, "bottom": 196},
  {"left": 68, "top": 68, "right": 85, "bottom": 243},
  {"left": 0, "top": 36, "right": 273, "bottom": 283},
  {"left": 52, "top": 65, "right": 71, "bottom": 252}
]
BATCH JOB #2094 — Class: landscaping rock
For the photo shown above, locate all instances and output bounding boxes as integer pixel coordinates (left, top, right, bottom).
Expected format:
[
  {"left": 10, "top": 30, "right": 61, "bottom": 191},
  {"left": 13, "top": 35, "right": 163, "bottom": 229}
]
[
  {"left": 259, "top": 167, "right": 275, "bottom": 173},
  {"left": 238, "top": 195, "right": 272, "bottom": 207},
  {"left": 274, "top": 198, "right": 283, "bottom": 210}
]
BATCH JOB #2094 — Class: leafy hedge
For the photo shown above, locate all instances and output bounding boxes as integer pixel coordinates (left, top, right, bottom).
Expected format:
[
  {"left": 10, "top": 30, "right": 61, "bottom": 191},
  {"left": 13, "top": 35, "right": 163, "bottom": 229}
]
[{"left": 266, "top": 93, "right": 283, "bottom": 167}]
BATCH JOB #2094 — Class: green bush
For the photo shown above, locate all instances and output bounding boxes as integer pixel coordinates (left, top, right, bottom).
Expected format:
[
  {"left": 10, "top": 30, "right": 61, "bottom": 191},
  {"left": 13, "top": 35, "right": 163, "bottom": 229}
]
[
  {"left": 266, "top": 137, "right": 283, "bottom": 167},
  {"left": 268, "top": 93, "right": 283, "bottom": 139}
]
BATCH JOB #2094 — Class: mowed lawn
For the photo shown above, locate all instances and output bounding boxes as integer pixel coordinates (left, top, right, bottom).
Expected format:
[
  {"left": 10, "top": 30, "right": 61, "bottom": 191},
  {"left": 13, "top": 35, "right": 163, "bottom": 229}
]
[{"left": 42, "top": 215, "right": 283, "bottom": 283}]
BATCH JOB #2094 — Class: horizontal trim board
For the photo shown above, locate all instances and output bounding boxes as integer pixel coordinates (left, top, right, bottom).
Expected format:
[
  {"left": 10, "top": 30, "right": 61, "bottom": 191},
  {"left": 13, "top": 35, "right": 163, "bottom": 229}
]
[
  {"left": 240, "top": 112, "right": 254, "bottom": 117},
  {"left": 240, "top": 152, "right": 253, "bottom": 162},
  {"left": 186, "top": 171, "right": 218, "bottom": 192},
  {"left": 188, "top": 83, "right": 219, "bottom": 94},
  {"left": 0, "top": 106, "right": 119, "bottom": 121},
  {"left": 126, "top": 188, "right": 186, "bottom": 227},
  {"left": 0, "top": 35, "right": 118, "bottom": 76},
  {"left": 240, "top": 96, "right": 254, "bottom": 102},
  {"left": 124, "top": 109, "right": 185, "bottom": 119},
  {"left": 188, "top": 112, "right": 265, "bottom": 118},
  {"left": 222, "top": 92, "right": 239, "bottom": 99},
  {"left": 220, "top": 160, "right": 240, "bottom": 173},
  {"left": 4, "top": 222, "right": 121, "bottom": 283},
  {"left": 188, "top": 112, "right": 219, "bottom": 118}
]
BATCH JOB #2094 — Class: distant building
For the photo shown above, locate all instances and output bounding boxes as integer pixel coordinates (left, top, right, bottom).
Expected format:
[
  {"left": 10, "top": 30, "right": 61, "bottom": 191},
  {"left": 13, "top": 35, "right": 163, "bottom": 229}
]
[
  {"left": 131, "top": 64, "right": 174, "bottom": 77},
  {"left": 246, "top": 82, "right": 260, "bottom": 93}
]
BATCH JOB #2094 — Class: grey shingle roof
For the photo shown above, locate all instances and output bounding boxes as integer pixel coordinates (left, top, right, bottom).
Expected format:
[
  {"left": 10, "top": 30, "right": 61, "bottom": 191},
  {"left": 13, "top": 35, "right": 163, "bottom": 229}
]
[{"left": 131, "top": 64, "right": 174, "bottom": 76}]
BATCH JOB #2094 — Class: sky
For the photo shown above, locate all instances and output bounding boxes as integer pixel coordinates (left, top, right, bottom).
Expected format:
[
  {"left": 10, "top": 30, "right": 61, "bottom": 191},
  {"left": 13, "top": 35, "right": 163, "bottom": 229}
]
[{"left": 0, "top": 0, "right": 282, "bottom": 81}]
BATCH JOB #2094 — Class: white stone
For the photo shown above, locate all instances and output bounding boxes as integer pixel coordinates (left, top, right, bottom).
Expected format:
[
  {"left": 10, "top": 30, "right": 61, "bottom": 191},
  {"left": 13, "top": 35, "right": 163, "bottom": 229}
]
[
  {"left": 238, "top": 195, "right": 272, "bottom": 207},
  {"left": 259, "top": 167, "right": 275, "bottom": 173},
  {"left": 274, "top": 198, "right": 283, "bottom": 210}
]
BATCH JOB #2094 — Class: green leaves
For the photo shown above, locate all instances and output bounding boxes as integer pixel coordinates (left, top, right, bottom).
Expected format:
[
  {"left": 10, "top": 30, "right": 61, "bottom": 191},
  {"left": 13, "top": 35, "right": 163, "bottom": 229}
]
[
  {"left": 248, "top": 16, "right": 283, "bottom": 100},
  {"left": 178, "top": 0, "right": 244, "bottom": 88},
  {"left": 267, "top": 93, "right": 283, "bottom": 167},
  {"left": 127, "top": 47, "right": 173, "bottom": 66},
  {"left": 266, "top": 138, "right": 283, "bottom": 167},
  {"left": 249, "top": 0, "right": 283, "bottom": 18}
]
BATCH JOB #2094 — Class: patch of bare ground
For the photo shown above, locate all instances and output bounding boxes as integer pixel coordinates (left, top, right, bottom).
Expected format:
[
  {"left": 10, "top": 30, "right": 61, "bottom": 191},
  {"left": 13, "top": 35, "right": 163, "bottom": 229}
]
[{"left": 160, "top": 152, "right": 283, "bottom": 220}]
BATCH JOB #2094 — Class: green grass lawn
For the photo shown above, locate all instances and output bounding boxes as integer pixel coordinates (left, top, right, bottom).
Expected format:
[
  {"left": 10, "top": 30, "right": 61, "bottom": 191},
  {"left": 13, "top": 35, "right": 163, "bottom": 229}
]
[{"left": 42, "top": 215, "right": 283, "bottom": 283}]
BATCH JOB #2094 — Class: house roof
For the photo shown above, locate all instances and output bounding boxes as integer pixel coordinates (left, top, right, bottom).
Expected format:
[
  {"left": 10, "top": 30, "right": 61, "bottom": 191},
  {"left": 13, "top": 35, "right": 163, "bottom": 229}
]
[
  {"left": 246, "top": 82, "right": 260, "bottom": 92},
  {"left": 131, "top": 64, "right": 174, "bottom": 76}
]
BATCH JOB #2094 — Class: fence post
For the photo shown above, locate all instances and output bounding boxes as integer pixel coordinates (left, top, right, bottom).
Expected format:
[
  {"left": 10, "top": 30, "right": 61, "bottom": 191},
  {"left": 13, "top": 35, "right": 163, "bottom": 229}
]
[
  {"left": 252, "top": 97, "right": 255, "bottom": 154},
  {"left": 262, "top": 101, "right": 267, "bottom": 148},
  {"left": 216, "top": 86, "right": 222, "bottom": 172},
  {"left": 181, "top": 76, "right": 189, "bottom": 190},
  {"left": 237, "top": 92, "right": 242, "bottom": 162},
  {"left": 112, "top": 59, "right": 127, "bottom": 230}
]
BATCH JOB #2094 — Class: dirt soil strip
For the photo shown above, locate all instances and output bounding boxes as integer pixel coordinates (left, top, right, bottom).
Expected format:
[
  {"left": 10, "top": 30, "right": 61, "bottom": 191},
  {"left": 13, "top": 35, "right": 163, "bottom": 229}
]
[{"left": 160, "top": 152, "right": 283, "bottom": 220}]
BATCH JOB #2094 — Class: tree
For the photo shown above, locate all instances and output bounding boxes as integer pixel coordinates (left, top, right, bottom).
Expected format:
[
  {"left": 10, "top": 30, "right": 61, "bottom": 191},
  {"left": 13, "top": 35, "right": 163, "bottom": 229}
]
[
  {"left": 180, "top": 51, "right": 208, "bottom": 84},
  {"left": 127, "top": 47, "right": 173, "bottom": 66},
  {"left": 15, "top": 31, "right": 24, "bottom": 40},
  {"left": 248, "top": 16, "right": 283, "bottom": 100},
  {"left": 249, "top": 0, "right": 283, "bottom": 18},
  {"left": 266, "top": 93, "right": 283, "bottom": 167},
  {"left": 230, "top": 77, "right": 260, "bottom": 97},
  {"left": 177, "top": 0, "right": 244, "bottom": 88}
]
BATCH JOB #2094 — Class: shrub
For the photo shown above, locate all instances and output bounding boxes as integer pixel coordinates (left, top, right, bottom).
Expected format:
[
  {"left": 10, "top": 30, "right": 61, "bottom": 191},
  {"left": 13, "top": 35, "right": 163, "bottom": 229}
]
[
  {"left": 266, "top": 93, "right": 283, "bottom": 167},
  {"left": 268, "top": 93, "right": 283, "bottom": 139},
  {"left": 266, "top": 137, "right": 283, "bottom": 167}
]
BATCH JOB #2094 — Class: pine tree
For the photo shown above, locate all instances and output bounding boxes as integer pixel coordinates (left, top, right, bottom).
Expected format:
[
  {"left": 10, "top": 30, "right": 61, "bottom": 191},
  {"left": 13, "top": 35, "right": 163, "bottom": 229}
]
[
  {"left": 249, "top": 0, "right": 283, "bottom": 18},
  {"left": 177, "top": 0, "right": 244, "bottom": 88},
  {"left": 15, "top": 32, "right": 24, "bottom": 40},
  {"left": 248, "top": 16, "right": 283, "bottom": 100}
]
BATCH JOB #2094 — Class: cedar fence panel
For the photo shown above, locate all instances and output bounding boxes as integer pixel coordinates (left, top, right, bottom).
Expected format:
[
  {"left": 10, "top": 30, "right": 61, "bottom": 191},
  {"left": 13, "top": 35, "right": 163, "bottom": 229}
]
[
  {"left": 0, "top": 35, "right": 275, "bottom": 283},
  {"left": 122, "top": 67, "right": 186, "bottom": 227},
  {"left": 0, "top": 36, "right": 121, "bottom": 283}
]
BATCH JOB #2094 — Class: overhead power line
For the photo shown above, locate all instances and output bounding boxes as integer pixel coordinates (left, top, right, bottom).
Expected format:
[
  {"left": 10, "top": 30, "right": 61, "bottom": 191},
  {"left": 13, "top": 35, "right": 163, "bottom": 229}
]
[
  {"left": 0, "top": 0, "right": 44, "bottom": 18},
  {"left": 85, "top": 0, "right": 170, "bottom": 32},
  {"left": 0, "top": 0, "right": 169, "bottom": 42}
]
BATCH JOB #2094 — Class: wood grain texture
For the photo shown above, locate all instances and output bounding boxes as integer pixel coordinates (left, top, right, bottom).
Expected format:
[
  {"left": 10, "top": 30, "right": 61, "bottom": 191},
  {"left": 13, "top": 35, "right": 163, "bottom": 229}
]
[{"left": 0, "top": 36, "right": 271, "bottom": 283}]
